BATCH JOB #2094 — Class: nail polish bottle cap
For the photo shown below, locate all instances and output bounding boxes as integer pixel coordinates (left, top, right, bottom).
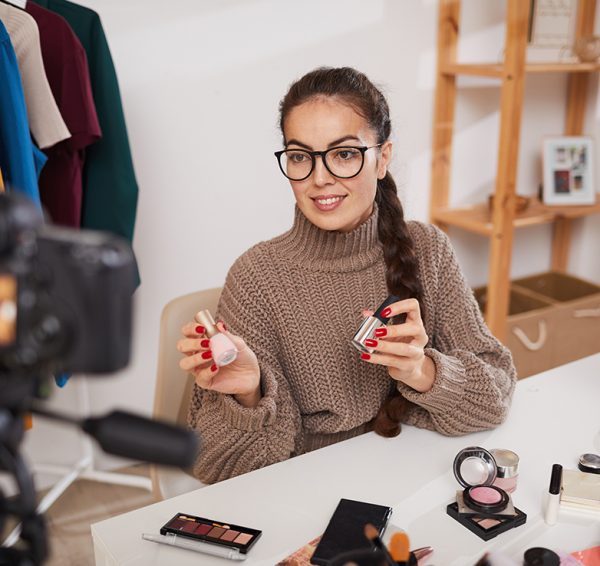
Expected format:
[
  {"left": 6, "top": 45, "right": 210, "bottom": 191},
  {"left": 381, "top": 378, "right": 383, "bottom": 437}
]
[
  {"left": 373, "top": 294, "right": 402, "bottom": 324},
  {"left": 195, "top": 309, "right": 218, "bottom": 338}
]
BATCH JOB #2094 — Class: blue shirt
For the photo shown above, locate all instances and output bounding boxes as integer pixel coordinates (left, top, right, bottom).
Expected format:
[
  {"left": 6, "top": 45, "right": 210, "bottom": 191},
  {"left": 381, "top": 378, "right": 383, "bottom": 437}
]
[{"left": 0, "top": 20, "right": 43, "bottom": 207}]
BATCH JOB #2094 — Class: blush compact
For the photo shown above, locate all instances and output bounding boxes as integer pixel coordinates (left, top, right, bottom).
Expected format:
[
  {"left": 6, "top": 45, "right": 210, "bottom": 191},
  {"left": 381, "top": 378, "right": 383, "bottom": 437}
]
[{"left": 447, "top": 446, "right": 527, "bottom": 540}]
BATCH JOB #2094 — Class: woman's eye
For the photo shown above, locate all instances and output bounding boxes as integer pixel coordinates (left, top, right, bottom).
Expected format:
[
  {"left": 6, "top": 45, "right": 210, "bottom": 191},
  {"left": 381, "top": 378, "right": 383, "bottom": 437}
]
[
  {"left": 289, "top": 152, "right": 308, "bottom": 163},
  {"left": 334, "top": 149, "right": 360, "bottom": 160}
]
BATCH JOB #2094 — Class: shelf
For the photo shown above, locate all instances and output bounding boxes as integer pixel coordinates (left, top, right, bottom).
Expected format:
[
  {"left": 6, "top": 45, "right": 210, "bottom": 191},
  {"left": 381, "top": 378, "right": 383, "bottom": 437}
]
[
  {"left": 442, "top": 62, "right": 600, "bottom": 78},
  {"left": 432, "top": 194, "right": 600, "bottom": 237}
]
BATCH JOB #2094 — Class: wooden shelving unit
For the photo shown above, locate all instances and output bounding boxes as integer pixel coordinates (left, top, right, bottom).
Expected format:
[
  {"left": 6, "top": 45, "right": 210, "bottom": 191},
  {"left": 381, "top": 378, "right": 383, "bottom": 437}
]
[{"left": 430, "top": 0, "right": 599, "bottom": 341}]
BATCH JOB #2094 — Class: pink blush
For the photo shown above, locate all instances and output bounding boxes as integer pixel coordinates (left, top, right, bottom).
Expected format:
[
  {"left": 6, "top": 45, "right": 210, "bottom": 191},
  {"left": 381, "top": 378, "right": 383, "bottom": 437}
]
[{"left": 470, "top": 486, "right": 502, "bottom": 504}]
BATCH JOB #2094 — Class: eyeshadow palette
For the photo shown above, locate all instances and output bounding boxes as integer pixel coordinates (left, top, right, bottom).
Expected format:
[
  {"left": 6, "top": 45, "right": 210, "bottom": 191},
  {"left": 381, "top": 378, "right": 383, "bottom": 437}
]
[
  {"left": 446, "top": 502, "right": 527, "bottom": 541},
  {"left": 160, "top": 512, "right": 262, "bottom": 553}
]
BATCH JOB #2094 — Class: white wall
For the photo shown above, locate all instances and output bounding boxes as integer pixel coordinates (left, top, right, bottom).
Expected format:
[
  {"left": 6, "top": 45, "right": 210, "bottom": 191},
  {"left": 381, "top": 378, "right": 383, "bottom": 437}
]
[{"left": 22, "top": 0, "right": 600, "bottom": 480}]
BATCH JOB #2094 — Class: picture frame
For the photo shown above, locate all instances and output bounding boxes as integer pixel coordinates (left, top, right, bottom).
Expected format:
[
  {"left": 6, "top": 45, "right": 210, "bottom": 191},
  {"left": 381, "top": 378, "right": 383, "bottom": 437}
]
[
  {"left": 542, "top": 136, "right": 596, "bottom": 206},
  {"left": 527, "top": 0, "right": 578, "bottom": 63}
]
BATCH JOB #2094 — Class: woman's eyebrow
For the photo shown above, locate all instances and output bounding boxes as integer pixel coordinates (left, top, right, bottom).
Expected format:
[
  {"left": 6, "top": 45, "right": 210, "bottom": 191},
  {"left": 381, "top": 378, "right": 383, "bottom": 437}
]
[{"left": 285, "top": 135, "right": 361, "bottom": 150}]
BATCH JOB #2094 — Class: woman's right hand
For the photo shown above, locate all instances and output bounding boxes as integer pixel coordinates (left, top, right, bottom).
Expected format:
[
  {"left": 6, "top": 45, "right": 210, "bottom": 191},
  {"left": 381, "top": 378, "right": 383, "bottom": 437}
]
[{"left": 177, "top": 321, "right": 262, "bottom": 408}]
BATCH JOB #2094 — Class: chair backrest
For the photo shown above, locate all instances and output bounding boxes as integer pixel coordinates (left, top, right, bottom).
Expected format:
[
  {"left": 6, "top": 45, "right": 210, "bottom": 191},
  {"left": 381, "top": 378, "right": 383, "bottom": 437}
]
[
  {"left": 150, "top": 287, "right": 222, "bottom": 499},
  {"left": 153, "top": 287, "right": 222, "bottom": 426}
]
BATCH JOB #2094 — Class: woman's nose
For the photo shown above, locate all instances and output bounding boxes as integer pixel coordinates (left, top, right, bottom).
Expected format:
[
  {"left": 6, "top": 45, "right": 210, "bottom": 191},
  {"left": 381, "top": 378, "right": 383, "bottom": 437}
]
[{"left": 312, "top": 156, "right": 335, "bottom": 186}]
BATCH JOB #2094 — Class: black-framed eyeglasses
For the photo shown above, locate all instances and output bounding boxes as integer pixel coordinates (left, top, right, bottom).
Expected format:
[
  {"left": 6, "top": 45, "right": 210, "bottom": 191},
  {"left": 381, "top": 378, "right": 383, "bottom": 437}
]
[{"left": 274, "top": 144, "right": 383, "bottom": 181}]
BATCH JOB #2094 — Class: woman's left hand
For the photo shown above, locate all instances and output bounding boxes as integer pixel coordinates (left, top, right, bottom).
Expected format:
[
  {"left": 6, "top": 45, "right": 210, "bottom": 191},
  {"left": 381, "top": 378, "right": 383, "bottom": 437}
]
[{"left": 360, "top": 298, "right": 436, "bottom": 393}]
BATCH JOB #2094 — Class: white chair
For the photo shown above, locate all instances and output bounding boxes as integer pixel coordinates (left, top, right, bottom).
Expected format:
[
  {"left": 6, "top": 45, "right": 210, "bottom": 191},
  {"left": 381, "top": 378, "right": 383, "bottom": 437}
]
[{"left": 150, "top": 287, "right": 222, "bottom": 500}]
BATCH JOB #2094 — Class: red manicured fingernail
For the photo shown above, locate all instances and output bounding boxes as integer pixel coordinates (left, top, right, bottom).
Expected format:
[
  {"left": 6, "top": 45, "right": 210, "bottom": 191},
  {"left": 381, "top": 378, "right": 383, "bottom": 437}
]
[
  {"left": 195, "top": 325, "right": 205, "bottom": 334},
  {"left": 219, "top": 321, "right": 228, "bottom": 331},
  {"left": 381, "top": 307, "right": 392, "bottom": 318},
  {"left": 361, "top": 353, "right": 371, "bottom": 360},
  {"left": 365, "top": 339, "right": 378, "bottom": 347},
  {"left": 200, "top": 339, "right": 210, "bottom": 348},
  {"left": 201, "top": 351, "right": 212, "bottom": 360},
  {"left": 210, "top": 364, "right": 218, "bottom": 372},
  {"left": 374, "top": 328, "right": 388, "bottom": 337}
]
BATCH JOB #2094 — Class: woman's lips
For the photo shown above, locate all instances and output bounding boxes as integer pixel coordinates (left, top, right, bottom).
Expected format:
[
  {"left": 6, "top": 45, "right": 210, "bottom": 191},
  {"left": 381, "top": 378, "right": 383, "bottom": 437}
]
[{"left": 312, "top": 195, "right": 346, "bottom": 212}]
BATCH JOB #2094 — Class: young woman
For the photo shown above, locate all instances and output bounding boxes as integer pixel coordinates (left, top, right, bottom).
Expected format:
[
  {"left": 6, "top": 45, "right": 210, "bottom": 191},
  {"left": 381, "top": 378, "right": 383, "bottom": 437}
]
[{"left": 178, "top": 67, "right": 516, "bottom": 484}]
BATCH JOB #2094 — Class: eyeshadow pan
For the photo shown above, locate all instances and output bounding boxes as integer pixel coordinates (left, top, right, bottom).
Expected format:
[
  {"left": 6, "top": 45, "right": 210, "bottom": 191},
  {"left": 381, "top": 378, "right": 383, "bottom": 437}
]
[
  {"left": 194, "top": 523, "right": 212, "bottom": 535},
  {"left": 220, "top": 529, "right": 240, "bottom": 542},
  {"left": 182, "top": 522, "right": 198, "bottom": 533},
  {"left": 234, "top": 533, "right": 253, "bottom": 545},
  {"left": 167, "top": 519, "right": 187, "bottom": 530},
  {"left": 473, "top": 517, "right": 503, "bottom": 530},
  {"left": 207, "top": 527, "right": 226, "bottom": 538}
]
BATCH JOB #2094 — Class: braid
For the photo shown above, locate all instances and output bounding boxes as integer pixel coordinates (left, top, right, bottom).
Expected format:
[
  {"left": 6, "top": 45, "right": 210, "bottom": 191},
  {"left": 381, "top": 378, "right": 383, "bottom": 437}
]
[
  {"left": 279, "top": 67, "right": 423, "bottom": 437},
  {"left": 373, "top": 173, "right": 423, "bottom": 437}
]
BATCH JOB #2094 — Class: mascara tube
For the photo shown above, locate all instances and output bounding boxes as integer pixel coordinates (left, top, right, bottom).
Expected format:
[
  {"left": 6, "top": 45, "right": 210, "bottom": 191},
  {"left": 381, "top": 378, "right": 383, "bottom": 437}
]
[{"left": 544, "top": 463, "right": 562, "bottom": 525}]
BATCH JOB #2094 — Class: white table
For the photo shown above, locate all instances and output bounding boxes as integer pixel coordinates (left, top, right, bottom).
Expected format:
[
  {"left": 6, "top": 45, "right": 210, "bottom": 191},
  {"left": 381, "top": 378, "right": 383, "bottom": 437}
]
[{"left": 92, "top": 354, "right": 600, "bottom": 565}]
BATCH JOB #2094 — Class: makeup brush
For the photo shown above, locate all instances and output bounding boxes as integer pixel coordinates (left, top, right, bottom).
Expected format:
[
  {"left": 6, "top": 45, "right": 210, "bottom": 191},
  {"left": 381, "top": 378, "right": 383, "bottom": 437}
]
[
  {"left": 389, "top": 532, "right": 411, "bottom": 565},
  {"left": 411, "top": 546, "right": 434, "bottom": 565},
  {"left": 363, "top": 524, "right": 396, "bottom": 566}
]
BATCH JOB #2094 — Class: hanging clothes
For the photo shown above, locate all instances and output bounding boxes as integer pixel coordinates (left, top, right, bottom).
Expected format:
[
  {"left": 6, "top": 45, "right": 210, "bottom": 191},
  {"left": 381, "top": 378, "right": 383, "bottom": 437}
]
[
  {"left": 0, "top": 19, "right": 45, "bottom": 205},
  {"left": 32, "top": 0, "right": 138, "bottom": 245},
  {"left": 0, "top": 3, "right": 70, "bottom": 150},
  {"left": 25, "top": 2, "right": 101, "bottom": 228}
]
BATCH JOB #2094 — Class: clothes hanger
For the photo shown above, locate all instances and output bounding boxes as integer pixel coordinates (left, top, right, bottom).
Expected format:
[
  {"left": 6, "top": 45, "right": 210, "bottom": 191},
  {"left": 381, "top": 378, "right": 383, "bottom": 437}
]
[{"left": 0, "top": 0, "right": 27, "bottom": 11}]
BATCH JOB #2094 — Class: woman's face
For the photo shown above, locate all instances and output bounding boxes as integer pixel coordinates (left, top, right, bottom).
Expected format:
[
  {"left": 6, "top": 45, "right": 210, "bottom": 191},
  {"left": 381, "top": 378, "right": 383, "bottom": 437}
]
[{"left": 282, "top": 97, "right": 392, "bottom": 233}]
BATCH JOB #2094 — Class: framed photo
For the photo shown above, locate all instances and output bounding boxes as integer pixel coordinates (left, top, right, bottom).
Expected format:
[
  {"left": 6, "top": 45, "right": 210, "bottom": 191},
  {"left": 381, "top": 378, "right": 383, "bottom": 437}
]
[
  {"left": 527, "top": 0, "right": 578, "bottom": 63},
  {"left": 542, "top": 136, "right": 596, "bottom": 206}
]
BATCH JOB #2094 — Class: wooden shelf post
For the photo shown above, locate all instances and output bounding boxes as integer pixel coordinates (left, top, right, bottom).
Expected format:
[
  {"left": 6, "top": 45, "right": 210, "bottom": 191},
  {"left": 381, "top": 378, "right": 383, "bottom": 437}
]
[
  {"left": 429, "top": 0, "right": 460, "bottom": 230},
  {"left": 485, "top": 0, "right": 531, "bottom": 340}
]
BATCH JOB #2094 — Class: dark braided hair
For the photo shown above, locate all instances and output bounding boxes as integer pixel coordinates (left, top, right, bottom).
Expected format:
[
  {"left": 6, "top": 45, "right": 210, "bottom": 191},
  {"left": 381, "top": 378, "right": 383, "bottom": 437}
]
[{"left": 279, "top": 67, "right": 424, "bottom": 437}]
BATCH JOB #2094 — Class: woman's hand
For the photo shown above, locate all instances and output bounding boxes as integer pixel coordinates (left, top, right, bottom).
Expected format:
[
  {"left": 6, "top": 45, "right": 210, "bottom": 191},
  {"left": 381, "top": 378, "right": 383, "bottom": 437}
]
[
  {"left": 359, "top": 298, "right": 435, "bottom": 393},
  {"left": 177, "top": 321, "right": 262, "bottom": 408}
]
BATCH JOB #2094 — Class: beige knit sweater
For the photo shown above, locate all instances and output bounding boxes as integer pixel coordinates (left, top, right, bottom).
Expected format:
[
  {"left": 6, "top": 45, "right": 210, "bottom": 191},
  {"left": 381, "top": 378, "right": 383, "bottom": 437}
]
[
  {"left": 0, "top": 3, "right": 70, "bottom": 149},
  {"left": 188, "top": 206, "right": 516, "bottom": 484}
]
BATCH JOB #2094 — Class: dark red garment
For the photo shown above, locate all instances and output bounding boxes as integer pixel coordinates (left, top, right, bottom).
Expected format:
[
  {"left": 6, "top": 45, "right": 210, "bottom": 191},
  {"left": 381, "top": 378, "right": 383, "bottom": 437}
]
[{"left": 26, "top": 1, "right": 101, "bottom": 227}]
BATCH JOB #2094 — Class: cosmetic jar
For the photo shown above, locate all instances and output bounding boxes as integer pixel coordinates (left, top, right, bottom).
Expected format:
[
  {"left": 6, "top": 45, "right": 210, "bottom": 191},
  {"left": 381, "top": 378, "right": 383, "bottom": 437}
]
[
  {"left": 523, "top": 547, "right": 560, "bottom": 566},
  {"left": 579, "top": 453, "right": 600, "bottom": 474},
  {"left": 491, "top": 448, "right": 519, "bottom": 493}
]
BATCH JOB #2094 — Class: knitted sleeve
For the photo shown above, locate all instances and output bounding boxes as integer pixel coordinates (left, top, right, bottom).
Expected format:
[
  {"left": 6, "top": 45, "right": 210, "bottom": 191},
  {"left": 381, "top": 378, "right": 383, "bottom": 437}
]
[
  {"left": 187, "top": 248, "right": 301, "bottom": 483},
  {"left": 398, "top": 223, "right": 517, "bottom": 435}
]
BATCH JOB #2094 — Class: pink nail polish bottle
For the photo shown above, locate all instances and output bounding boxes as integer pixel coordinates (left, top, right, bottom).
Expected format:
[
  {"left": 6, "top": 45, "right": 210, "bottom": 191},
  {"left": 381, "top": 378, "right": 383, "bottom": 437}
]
[{"left": 194, "top": 310, "right": 237, "bottom": 366}]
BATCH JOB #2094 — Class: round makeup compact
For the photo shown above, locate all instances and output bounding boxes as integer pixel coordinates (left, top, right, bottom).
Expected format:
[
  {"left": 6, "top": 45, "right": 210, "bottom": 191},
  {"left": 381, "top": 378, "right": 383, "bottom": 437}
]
[
  {"left": 453, "top": 446, "right": 510, "bottom": 514},
  {"left": 463, "top": 485, "right": 509, "bottom": 514},
  {"left": 579, "top": 453, "right": 600, "bottom": 474}
]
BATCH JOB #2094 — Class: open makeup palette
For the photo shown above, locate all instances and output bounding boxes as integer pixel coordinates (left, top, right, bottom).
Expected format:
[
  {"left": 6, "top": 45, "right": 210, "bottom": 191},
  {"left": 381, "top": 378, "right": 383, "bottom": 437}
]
[
  {"left": 446, "top": 446, "right": 527, "bottom": 541},
  {"left": 160, "top": 512, "right": 262, "bottom": 553}
]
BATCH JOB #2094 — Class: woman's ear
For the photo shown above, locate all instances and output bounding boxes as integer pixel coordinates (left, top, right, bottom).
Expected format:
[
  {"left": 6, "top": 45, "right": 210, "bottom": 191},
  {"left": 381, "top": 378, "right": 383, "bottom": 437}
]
[{"left": 377, "top": 141, "right": 393, "bottom": 180}]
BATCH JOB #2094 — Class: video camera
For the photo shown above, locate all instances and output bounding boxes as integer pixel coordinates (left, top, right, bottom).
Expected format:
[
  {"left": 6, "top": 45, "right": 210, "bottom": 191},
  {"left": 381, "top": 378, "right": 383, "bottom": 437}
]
[{"left": 0, "top": 193, "right": 198, "bottom": 565}]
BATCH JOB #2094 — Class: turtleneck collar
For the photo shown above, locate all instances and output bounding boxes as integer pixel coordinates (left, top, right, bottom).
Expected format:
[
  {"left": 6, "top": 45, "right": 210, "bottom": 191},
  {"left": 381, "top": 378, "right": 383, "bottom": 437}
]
[{"left": 269, "top": 203, "right": 382, "bottom": 272}]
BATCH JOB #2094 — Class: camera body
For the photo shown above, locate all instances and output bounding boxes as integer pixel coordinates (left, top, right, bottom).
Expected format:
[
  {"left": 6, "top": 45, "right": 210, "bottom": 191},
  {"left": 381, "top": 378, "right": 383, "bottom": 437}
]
[{"left": 0, "top": 192, "right": 134, "bottom": 376}]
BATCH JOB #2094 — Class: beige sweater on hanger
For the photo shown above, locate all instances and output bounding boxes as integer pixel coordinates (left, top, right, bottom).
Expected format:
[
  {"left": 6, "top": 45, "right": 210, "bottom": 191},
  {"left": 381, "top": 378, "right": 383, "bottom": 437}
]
[
  {"left": 188, "top": 205, "right": 517, "bottom": 484},
  {"left": 0, "top": 3, "right": 69, "bottom": 149}
]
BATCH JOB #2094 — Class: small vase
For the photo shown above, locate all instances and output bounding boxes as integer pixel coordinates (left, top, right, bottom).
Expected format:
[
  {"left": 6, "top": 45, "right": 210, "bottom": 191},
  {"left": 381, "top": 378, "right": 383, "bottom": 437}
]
[{"left": 574, "top": 35, "right": 600, "bottom": 63}]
